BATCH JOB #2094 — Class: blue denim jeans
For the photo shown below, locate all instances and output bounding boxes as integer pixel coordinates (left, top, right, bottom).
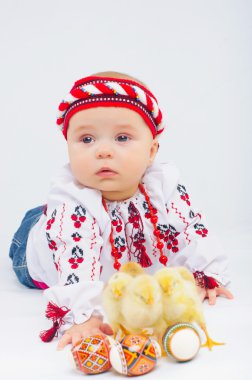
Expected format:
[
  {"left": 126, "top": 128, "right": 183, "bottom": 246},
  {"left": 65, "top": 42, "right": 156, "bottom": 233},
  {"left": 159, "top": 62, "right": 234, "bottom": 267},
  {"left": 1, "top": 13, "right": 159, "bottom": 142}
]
[{"left": 9, "top": 205, "right": 45, "bottom": 289}]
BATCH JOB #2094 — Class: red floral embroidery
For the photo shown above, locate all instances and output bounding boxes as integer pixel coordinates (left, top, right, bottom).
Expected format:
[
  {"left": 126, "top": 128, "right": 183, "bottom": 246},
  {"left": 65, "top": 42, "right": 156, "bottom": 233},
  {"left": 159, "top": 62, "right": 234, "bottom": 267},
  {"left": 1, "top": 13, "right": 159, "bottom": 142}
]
[
  {"left": 68, "top": 245, "right": 84, "bottom": 269},
  {"left": 143, "top": 200, "right": 157, "bottom": 219},
  {"left": 71, "top": 205, "right": 86, "bottom": 228},
  {"left": 111, "top": 209, "right": 123, "bottom": 233},
  {"left": 157, "top": 224, "right": 180, "bottom": 253},
  {"left": 177, "top": 184, "right": 191, "bottom": 206},
  {"left": 46, "top": 232, "right": 58, "bottom": 271},
  {"left": 67, "top": 205, "right": 87, "bottom": 269},
  {"left": 113, "top": 236, "right": 126, "bottom": 259},
  {"left": 46, "top": 209, "right": 57, "bottom": 230},
  {"left": 110, "top": 198, "right": 166, "bottom": 268},
  {"left": 194, "top": 223, "right": 208, "bottom": 237},
  {"left": 110, "top": 208, "right": 127, "bottom": 259},
  {"left": 126, "top": 202, "right": 152, "bottom": 267},
  {"left": 46, "top": 232, "right": 58, "bottom": 251},
  {"left": 71, "top": 232, "right": 82, "bottom": 242}
]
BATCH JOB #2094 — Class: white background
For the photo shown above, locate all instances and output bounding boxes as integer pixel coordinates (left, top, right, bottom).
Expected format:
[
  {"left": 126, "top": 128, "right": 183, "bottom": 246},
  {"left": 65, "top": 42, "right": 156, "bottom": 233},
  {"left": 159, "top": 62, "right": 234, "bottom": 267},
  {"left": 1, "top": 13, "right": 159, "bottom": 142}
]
[{"left": 0, "top": 1, "right": 251, "bottom": 379}]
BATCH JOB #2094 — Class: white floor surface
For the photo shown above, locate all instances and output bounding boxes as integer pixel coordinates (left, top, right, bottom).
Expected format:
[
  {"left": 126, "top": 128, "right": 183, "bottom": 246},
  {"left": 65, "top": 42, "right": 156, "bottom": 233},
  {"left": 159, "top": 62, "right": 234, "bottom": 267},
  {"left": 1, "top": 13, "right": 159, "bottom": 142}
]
[{"left": 1, "top": 227, "right": 251, "bottom": 380}]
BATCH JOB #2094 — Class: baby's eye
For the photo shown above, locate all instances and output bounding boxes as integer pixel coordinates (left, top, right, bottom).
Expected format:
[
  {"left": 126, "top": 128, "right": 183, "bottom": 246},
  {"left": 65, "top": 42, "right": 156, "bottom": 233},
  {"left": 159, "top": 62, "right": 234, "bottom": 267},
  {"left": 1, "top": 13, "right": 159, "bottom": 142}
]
[
  {"left": 82, "top": 136, "right": 94, "bottom": 144},
  {"left": 116, "top": 135, "right": 130, "bottom": 142}
]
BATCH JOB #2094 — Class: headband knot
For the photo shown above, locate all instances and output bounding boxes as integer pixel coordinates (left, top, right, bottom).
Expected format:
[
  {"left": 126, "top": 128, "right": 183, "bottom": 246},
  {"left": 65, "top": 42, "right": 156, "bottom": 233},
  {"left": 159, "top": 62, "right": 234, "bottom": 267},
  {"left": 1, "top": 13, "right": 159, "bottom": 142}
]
[{"left": 56, "top": 75, "right": 164, "bottom": 139}]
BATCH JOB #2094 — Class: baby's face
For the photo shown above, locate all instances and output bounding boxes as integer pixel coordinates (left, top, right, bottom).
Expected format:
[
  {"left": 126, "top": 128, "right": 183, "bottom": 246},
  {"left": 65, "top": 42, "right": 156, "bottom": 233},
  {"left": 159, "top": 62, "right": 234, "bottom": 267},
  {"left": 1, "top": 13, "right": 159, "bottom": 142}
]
[{"left": 67, "top": 107, "right": 158, "bottom": 201}]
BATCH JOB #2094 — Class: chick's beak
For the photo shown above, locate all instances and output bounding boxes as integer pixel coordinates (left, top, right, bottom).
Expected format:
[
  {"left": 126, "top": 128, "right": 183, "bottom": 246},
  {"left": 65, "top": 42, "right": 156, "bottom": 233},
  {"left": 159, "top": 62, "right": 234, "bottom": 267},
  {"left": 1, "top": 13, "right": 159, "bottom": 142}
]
[
  {"left": 112, "top": 288, "right": 122, "bottom": 298},
  {"left": 146, "top": 296, "right": 154, "bottom": 305},
  {"left": 142, "top": 290, "right": 154, "bottom": 305}
]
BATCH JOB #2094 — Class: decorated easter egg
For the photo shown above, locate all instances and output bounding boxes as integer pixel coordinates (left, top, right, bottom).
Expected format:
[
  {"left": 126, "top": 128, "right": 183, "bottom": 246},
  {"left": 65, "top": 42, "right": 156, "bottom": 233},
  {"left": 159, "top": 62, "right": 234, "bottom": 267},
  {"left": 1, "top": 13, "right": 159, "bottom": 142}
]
[
  {"left": 162, "top": 322, "right": 201, "bottom": 362},
  {"left": 109, "top": 334, "right": 161, "bottom": 376},
  {"left": 71, "top": 334, "right": 112, "bottom": 374}
]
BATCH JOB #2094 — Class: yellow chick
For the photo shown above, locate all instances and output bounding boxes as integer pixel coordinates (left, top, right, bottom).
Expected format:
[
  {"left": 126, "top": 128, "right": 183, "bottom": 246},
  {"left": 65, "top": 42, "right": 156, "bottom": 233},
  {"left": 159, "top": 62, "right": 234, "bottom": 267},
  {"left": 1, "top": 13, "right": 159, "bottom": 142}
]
[
  {"left": 154, "top": 266, "right": 224, "bottom": 350},
  {"left": 102, "top": 271, "right": 132, "bottom": 334},
  {"left": 120, "top": 273, "right": 166, "bottom": 340},
  {"left": 119, "top": 261, "right": 145, "bottom": 277},
  {"left": 102, "top": 262, "right": 166, "bottom": 342}
]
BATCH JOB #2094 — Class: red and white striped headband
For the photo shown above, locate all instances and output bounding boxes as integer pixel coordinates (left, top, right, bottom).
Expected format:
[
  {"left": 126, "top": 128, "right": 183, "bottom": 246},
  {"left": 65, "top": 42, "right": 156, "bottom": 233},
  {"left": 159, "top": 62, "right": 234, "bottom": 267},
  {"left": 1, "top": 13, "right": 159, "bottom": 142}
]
[{"left": 57, "top": 75, "right": 164, "bottom": 139}]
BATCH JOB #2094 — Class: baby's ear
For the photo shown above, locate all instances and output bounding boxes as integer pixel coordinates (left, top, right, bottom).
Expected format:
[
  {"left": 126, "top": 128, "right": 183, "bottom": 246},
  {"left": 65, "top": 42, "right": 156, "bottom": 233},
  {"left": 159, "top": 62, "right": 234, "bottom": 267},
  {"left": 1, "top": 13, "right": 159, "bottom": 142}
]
[{"left": 149, "top": 138, "right": 159, "bottom": 165}]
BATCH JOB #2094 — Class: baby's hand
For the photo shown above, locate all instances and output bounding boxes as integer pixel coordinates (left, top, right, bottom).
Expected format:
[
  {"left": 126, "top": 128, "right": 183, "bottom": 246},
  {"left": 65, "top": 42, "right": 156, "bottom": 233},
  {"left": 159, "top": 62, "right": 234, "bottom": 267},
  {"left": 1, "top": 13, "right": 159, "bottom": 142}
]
[
  {"left": 197, "top": 285, "right": 234, "bottom": 305},
  {"left": 57, "top": 316, "right": 114, "bottom": 350}
]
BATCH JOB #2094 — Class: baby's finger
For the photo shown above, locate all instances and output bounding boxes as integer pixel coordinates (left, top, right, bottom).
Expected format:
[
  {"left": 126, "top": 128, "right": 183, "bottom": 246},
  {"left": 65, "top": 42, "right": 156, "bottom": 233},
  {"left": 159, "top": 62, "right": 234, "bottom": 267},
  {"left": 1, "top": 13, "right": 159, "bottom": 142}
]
[
  {"left": 199, "top": 288, "right": 206, "bottom": 302},
  {"left": 217, "top": 287, "right": 234, "bottom": 299},
  {"left": 80, "top": 327, "right": 103, "bottom": 339},
  {"left": 208, "top": 289, "right": 216, "bottom": 305},
  {"left": 72, "top": 332, "right": 82, "bottom": 347},
  {"left": 100, "top": 323, "right": 114, "bottom": 336},
  {"left": 57, "top": 333, "right": 72, "bottom": 351},
  {"left": 90, "top": 327, "right": 104, "bottom": 336}
]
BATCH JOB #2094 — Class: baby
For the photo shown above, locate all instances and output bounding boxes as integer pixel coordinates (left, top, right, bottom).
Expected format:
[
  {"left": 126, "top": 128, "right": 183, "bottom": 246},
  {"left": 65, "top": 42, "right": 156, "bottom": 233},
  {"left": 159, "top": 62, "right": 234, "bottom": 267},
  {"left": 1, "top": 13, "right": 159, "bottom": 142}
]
[{"left": 9, "top": 71, "right": 233, "bottom": 350}]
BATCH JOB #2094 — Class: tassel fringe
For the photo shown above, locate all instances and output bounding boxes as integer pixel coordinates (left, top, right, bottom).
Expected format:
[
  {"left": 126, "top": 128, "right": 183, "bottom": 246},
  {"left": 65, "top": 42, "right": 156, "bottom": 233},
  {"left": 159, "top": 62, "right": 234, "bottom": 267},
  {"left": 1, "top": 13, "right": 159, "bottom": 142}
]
[
  {"left": 40, "top": 302, "right": 70, "bottom": 342},
  {"left": 139, "top": 248, "right": 153, "bottom": 268},
  {"left": 193, "top": 271, "right": 220, "bottom": 289}
]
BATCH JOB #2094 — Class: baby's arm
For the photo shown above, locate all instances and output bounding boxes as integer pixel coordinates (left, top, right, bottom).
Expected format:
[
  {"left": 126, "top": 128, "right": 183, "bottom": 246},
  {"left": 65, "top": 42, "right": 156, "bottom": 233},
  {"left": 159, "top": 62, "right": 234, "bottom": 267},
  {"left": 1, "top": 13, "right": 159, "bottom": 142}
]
[
  {"left": 41, "top": 197, "right": 111, "bottom": 347},
  {"left": 163, "top": 165, "right": 234, "bottom": 304},
  {"left": 193, "top": 269, "right": 233, "bottom": 304}
]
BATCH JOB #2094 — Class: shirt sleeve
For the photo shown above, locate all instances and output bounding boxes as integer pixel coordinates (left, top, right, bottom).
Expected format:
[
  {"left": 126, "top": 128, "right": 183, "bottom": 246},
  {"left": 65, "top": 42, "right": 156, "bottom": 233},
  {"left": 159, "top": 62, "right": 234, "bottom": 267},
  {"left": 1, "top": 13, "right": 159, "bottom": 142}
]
[
  {"left": 40, "top": 198, "right": 105, "bottom": 341},
  {"left": 162, "top": 165, "right": 230, "bottom": 287}
]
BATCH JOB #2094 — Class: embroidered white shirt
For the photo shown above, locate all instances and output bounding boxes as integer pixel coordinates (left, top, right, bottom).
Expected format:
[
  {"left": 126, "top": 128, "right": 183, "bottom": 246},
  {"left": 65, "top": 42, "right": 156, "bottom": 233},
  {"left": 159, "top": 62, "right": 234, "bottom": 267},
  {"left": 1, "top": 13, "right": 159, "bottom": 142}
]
[{"left": 26, "top": 161, "right": 230, "bottom": 334}]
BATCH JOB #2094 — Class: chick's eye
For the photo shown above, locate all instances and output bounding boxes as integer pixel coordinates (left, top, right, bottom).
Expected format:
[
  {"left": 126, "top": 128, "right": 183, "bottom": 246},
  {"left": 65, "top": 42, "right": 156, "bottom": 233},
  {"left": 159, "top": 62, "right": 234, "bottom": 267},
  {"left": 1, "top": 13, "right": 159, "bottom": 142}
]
[
  {"left": 116, "top": 135, "right": 130, "bottom": 142},
  {"left": 82, "top": 136, "right": 94, "bottom": 144}
]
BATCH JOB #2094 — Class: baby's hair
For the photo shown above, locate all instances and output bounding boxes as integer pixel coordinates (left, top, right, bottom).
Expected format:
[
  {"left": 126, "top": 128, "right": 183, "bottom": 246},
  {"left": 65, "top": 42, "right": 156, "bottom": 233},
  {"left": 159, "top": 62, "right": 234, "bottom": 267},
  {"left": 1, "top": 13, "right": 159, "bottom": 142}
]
[{"left": 91, "top": 70, "right": 150, "bottom": 90}]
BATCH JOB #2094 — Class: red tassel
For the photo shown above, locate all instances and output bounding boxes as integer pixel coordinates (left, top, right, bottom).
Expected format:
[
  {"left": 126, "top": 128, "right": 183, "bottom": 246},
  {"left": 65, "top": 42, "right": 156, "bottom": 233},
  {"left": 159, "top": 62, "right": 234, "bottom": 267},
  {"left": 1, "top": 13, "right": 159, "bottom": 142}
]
[
  {"left": 193, "top": 271, "right": 220, "bottom": 289},
  {"left": 58, "top": 102, "right": 69, "bottom": 112},
  {"left": 40, "top": 302, "right": 70, "bottom": 343},
  {"left": 205, "top": 276, "right": 219, "bottom": 289},
  {"left": 45, "top": 302, "right": 70, "bottom": 320},
  {"left": 139, "top": 248, "right": 152, "bottom": 268},
  {"left": 56, "top": 117, "right": 64, "bottom": 125},
  {"left": 40, "top": 322, "right": 59, "bottom": 342}
]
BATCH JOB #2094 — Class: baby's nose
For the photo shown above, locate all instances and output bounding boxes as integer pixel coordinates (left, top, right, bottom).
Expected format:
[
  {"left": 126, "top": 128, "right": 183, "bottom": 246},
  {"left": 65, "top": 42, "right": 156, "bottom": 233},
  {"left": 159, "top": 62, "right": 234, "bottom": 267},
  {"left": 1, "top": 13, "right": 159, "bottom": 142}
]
[{"left": 96, "top": 143, "right": 114, "bottom": 158}]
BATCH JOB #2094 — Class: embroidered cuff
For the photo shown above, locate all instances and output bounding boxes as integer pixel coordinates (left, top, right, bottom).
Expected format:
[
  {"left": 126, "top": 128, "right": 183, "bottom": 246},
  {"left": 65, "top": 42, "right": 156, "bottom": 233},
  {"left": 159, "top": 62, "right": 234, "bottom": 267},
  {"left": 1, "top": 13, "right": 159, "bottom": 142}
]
[
  {"left": 39, "top": 303, "right": 105, "bottom": 342},
  {"left": 193, "top": 271, "right": 220, "bottom": 289}
]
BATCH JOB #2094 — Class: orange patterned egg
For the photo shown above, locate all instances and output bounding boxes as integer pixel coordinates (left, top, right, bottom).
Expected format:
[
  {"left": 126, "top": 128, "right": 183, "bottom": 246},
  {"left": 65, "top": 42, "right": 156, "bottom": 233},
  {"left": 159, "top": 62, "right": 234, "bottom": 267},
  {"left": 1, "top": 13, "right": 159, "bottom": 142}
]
[
  {"left": 109, "top": 334, "right": 161, "bottom": 376},
  {"left": 71, "top": 335, "right": 111, "bottom": 374}
]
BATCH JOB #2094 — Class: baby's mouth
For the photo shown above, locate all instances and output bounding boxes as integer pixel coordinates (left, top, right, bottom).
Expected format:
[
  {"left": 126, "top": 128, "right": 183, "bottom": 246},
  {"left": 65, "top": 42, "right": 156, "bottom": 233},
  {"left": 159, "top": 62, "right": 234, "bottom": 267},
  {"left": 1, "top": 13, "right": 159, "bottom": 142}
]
[{"left": 96, "top": 167, "right": 118, "bottom": 177}]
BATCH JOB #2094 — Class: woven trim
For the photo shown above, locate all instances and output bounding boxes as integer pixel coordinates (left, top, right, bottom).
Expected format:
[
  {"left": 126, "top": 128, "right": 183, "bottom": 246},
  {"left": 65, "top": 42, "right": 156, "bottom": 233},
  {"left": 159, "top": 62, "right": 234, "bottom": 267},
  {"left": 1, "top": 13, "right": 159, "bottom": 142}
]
[{"left": 57, "top": 76, "right": 164, "bottom": 139}]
